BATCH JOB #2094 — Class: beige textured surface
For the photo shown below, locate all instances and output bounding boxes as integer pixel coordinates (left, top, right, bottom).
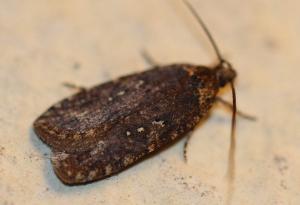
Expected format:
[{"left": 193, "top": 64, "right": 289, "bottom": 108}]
[{"left": 1, "top": 0, "right": 299, "bottom": 204}]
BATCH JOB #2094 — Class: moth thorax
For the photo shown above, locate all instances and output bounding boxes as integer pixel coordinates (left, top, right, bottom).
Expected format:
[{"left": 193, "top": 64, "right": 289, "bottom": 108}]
[{"left": 214, "top": 60, "right": 237, "bottom": 87}]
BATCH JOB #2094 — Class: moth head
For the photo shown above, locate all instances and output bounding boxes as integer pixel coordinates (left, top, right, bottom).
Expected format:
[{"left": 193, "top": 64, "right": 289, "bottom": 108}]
[{"left": 215, "top": 60, "right": 237, "bottom": 87}]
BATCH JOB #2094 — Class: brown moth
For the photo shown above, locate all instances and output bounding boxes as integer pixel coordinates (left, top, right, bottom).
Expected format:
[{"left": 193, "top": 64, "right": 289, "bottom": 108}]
[{"left": 33, "top": 1, "right": 238, "bottom": 185}]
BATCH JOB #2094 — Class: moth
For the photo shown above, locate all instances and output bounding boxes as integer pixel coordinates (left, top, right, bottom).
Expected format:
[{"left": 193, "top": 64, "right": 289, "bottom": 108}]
[{"left": 33, "top": 1, "right": 243, "bottom": 185}]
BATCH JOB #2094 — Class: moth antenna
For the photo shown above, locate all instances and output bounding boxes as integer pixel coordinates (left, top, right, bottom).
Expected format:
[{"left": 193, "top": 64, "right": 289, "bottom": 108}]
[
  {"left": 226, "top": 82, "right": 237, "bottom": 204},
  {"left": 184, "top": 0, "right": 238, "bottom": 195},
  {"left": 183, "top": 0, "right": 224, "bottom": 63}
]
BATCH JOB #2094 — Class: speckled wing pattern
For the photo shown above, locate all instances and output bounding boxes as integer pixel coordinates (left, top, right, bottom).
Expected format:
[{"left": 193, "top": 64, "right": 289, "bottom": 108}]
[{"left": 33, "top": 64, "right": 219, "bottom": 185}]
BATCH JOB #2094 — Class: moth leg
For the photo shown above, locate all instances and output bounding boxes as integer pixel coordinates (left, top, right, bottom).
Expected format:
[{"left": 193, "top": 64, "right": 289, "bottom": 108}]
[
  {"left": 183, "top": 134, "right": 192, "bottom": 163},
  {"left": 62, "top": 82, "right": 87, "bottom": 92},
  {"left": 140, "top": 49, "right": 159, "bottom": 67},
  {"left": 216, "top": 97, "right": 256, "bottom": 121}
]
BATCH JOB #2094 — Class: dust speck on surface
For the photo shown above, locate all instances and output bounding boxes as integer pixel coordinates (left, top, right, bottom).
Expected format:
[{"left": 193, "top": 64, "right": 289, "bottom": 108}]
[
  {"left": 73, "top": 62, "right": 81, "bottom": 70},
  {"left": 274, "top": 155, "right": 288, "bottom": 174},
  {"left": 263, "top": 37, "right": 279, "bottom": 50},
  {"left": 280, "top": 180, "right": 288, "bottom": 190},
  {"left": 0, "top": 146, "right": 5, "bottom": 156}
]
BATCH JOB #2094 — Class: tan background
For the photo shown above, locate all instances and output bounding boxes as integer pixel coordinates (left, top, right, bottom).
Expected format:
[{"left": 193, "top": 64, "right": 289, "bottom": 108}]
[{"left": 1, "top": 0, "right": 299, "bottom": 204}]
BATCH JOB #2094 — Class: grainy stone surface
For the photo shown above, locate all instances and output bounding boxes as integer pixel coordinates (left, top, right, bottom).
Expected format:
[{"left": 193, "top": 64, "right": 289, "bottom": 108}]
[{"left": 0, "top": 0, "right": 299, "bottom": 204}]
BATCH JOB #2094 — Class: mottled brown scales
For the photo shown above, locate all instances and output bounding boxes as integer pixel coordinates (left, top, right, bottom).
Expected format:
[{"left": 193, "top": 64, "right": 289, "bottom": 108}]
[{"left": 33, "top": 64, "right": 236, "bottom": 185}]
